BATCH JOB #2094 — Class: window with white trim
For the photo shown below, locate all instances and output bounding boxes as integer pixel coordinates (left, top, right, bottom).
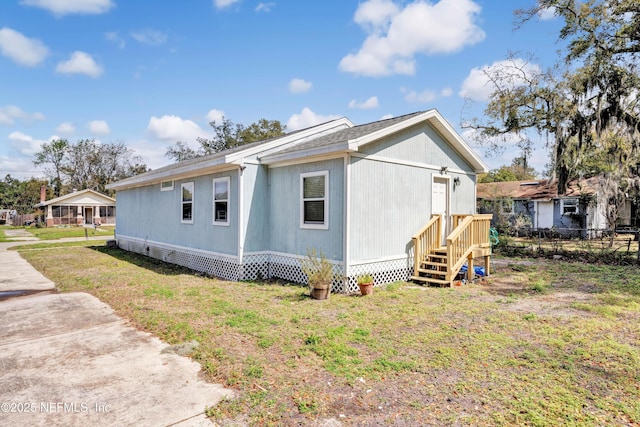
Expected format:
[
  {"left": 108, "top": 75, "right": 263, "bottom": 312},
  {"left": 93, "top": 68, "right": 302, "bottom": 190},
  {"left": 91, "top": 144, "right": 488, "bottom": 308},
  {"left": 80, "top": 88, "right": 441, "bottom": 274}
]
[
  {"left": 213, "top": 177, "right": 230, "bottom": 226},
  {"left": 562, "top": 198, "right": 579, "bottom": 214},
  {"left": 500, "top": 199, "right": 514, "bottom": 214},
  {"left": 181, "top": 182, "right": 194, "bottom": 223},
  {"left": 161, "top": 180, "right": 174, "bottom": 191},
  {"left": 301, "top": 171, "right": 328, "bottom": 229}
]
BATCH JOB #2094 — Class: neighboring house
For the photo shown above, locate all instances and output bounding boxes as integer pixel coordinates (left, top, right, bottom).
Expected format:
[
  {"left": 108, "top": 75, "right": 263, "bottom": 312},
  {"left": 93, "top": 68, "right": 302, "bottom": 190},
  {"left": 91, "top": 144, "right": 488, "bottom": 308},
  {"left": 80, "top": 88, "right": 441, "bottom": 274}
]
[
  {"left": 108, "top": 110, "right": 488, "bottom": 292},
  {"left": 0, "top": 209, "right": 12, "bottom": 225},
  {"left": 34, "top": 189, "right": 116, "bottom": 226},
  {"left": 476, "top": 177, "right": 633, "bottom": 238}
]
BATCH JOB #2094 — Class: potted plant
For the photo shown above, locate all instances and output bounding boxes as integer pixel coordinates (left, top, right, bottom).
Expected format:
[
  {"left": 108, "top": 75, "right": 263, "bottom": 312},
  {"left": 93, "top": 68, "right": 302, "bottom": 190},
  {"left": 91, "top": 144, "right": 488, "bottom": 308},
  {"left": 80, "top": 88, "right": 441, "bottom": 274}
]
[
  {"left": 300, "top": 249, "right": 334, "bottom": 300},
  {"left": 357, "top": 274, "right": 374, "bottom": 296}
]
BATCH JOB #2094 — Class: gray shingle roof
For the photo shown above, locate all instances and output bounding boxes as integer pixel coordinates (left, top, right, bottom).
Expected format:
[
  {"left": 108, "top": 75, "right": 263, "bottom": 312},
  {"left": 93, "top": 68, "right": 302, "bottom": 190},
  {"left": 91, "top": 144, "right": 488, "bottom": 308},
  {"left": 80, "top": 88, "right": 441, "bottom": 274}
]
[{"left": 263, "top": 111, "right": 426, "bottom": 158}]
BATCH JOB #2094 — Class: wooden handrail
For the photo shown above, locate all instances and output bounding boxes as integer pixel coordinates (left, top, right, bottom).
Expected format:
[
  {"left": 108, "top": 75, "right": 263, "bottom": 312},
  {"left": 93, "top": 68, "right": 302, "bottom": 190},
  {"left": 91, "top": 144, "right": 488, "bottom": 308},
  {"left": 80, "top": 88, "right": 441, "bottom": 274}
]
[
  {"left": 446, "top": 214, "right": 493, "bottom": 281},
  {"left": 412, "top": 214, "right": 441, "bottom": 278}
]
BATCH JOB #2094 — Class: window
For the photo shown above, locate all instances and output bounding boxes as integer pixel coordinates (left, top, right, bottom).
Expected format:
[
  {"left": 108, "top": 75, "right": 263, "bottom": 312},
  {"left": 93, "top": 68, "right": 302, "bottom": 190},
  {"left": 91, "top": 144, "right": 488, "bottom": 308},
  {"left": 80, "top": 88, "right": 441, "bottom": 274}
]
[
  {"left": 181, "top": 182, "right": 194, "bottom": 223},
  {"left": 562, "top": 198, "right": 578, "bottom": 214},
  {"left": 500, "top": 199, "right": 514, "bottom": 214},
  {"left": 213, "top": 177, "right": 230, "bottom": 226},
  {"left": 161, "top": 180, "right": 174, "bottom": 191},
  {"left": 301, "top": 171, "right": 328, "bottom": 229}
]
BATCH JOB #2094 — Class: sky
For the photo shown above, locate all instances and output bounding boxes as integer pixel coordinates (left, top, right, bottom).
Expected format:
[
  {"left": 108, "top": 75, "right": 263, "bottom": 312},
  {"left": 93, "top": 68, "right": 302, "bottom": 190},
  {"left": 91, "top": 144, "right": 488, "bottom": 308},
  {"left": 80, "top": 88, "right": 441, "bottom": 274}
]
[{"left": 0, "top": 0, "right": 564, "bottom": 180}]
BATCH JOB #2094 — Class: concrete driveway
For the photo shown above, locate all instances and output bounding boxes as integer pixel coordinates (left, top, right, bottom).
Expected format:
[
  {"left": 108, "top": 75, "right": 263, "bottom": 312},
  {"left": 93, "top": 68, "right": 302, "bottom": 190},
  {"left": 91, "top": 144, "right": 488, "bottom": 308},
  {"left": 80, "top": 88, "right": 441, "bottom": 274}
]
[{"left": 0, "top": 238, "right": 233, "bottom": 426}]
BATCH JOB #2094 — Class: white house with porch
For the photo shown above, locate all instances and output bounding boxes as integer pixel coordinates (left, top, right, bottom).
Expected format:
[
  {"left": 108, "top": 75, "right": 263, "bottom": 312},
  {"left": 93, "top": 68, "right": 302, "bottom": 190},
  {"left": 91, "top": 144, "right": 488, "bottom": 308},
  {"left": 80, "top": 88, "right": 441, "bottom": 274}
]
[{"left": 34, "top": 189, "right": 116, "bottom": 227}]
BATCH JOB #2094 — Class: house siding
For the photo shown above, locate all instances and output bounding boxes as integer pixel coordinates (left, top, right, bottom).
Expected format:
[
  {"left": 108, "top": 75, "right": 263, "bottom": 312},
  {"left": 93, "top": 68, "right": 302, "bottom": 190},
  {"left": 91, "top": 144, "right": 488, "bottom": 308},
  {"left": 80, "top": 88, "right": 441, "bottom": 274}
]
[
  {"left": 349, "top": 157, "right": 477, "bottom": 263},
  {"left": 116, "top": 171, "right": 238, "bottom": 255},
  {"left": 242, "top": 164, "right": 269, "bottom": 252},
  {"left": 359, "top": 122, "right": 474, "bottom": 172},
  {"left": 267, "top": 158, "right": 344, "bottom": 261}
]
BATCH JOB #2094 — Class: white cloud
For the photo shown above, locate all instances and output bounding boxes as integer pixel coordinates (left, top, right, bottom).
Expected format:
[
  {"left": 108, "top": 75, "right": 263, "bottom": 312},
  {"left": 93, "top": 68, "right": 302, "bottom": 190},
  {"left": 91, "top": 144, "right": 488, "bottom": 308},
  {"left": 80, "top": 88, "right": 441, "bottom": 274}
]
[
  {"left": 0, "top": 105, "right": 46, "bottom": 126},
  {"left": 105, "top": 31, "right": 125, "bottom": 48},
  {"left": 353, "top": 0, "right": 399, "bottom": 33},
  {"left": 288, "top": 78, "right": 312, "bottom": 94},
  {"left": 348, "top": 96, "right": 379, "bottom": 110},
  {"left": 8, "top": 131, "right": 45, "bottom": 156},
  {"left": 459, "top": 58, "right": 541, "bottom": 102},
  {"left": 20, "top": 0, "right": 115, "bottom": 16},
  {"left": 87, "top": 120, "right": 110, "bottom": 135},
  {"left": 380, "top": 114, "right": 394, "bottom": 120},
  {"left": 538, "top": 6, "right": 556, "bottom": 20},
  {"left": 339, "top": 0, "right": 485, "bottom": 77},
  {"left": 404, "top": 89, "right": 437, "bottom": 103},
  {"left": 214, "top": 0, "right": 241, "bottom": 10},
  {"left": 206, "top": 109, "right": 225, "bottom": 124},
  {"left": 56, "top": 51, "right": 103, "bottom": 78},
  {"left": 286, "top": 108, "right": 341, "bottom": 131},
  {"left": 147, "top": 115, "right": 207, "bottom": 141},
  {"left": 56, "top": 122, "right": 75, "bottom": 135},
  {"left": 255, "top": 2, "right": 275, "bottom": 12},
  {"left": 130, "top": 29, "right": 168, "bottom": 46},
  {"left": 0, "top": 28, "right": 49, "bottom": 67}
]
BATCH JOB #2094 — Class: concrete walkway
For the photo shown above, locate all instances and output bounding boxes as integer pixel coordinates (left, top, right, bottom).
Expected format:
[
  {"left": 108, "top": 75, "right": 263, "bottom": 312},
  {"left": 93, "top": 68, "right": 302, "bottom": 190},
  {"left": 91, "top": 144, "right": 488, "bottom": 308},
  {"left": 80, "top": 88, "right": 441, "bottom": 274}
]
[{"left": 0, "top": 237, "right": 233, "bottom": 426}]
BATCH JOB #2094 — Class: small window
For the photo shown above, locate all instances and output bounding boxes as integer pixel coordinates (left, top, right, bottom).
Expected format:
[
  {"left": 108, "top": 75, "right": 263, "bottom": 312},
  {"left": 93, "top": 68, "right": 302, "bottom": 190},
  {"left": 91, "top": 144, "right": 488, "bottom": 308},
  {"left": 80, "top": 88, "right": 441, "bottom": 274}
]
[
  {"left": 213, "top": 177, "right": 230, "bottom": 226},
  {"left": 181, "top": 182, "right": 194, "bottom": 224},
  {"left": 499, "top": 199, "right": 513, "bottom": 214},
  {"left": 301, "top": 171, "right": 328, "bottom": 229},
  {"left": 161, "top": 180, "right": 174, "bottom": 191},
  {"left": 562, "top": 198, "right": 578, "bottom": 214}
]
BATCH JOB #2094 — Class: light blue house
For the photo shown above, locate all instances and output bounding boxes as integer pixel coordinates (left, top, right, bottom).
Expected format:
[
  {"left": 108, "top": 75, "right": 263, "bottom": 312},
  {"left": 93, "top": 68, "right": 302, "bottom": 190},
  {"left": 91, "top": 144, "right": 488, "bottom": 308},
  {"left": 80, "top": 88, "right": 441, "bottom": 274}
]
[{"left": 108, "top": 110, "right": 488, "bottom": 292}]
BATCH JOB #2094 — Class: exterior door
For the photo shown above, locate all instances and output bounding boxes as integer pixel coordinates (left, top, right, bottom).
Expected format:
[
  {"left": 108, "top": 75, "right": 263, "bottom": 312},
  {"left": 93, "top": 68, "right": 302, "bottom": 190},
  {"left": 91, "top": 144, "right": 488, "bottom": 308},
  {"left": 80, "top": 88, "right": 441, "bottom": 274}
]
[
  {"left": 432, "top": 176, "right": 450, "bottom": 243},
  {"left": 84, "top": 207, "right": 93, "bottom": 224},
  {"left": 536, "top": 201, "right": 553, "bottom": 229}
]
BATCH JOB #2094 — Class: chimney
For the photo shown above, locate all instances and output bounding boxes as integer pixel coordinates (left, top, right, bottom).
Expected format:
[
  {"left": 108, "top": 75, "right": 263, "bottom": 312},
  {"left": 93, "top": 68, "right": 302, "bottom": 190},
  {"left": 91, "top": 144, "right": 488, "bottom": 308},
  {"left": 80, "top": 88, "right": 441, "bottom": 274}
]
[{"left": 40, "top": 185, "right": 47, "bottom": 203}]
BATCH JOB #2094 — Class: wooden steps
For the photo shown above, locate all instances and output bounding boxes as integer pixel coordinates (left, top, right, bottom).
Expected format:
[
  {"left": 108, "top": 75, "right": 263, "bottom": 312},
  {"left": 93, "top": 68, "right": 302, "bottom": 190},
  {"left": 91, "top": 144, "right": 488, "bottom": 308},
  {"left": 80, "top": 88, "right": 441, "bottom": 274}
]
[{"left": 410, "top": 246, "right": 454, "bottom": 287}]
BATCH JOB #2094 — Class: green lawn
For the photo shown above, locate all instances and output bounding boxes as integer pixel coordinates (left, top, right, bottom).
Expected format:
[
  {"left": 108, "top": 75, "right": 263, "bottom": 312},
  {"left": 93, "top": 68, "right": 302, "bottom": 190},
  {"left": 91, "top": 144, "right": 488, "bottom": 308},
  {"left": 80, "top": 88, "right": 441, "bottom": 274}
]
[
  {"left": 22, "top": 226, "right": 114, "bottom": 240},
  {"left": 18, "top": 245, "right": 640, "bottom": 426}
]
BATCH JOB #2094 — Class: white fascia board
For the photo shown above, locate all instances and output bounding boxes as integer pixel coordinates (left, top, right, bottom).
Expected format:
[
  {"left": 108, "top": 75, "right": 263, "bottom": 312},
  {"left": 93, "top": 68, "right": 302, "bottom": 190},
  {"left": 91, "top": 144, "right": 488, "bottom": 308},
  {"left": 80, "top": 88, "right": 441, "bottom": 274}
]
[
  {"left": 224, "top": 117, "right": 355, "bottom": 164},
  {"left": 347, "top": 109, "right": 488, "bottom": 174},
  {"left": 35, "top": 189, "right": 115, "bottom": 207},
  {"left": 260, "top": 142, "right": 353, "bottom": 166},
  {"left": 107, "top": 158, "right": 231, "bottom": 190}
]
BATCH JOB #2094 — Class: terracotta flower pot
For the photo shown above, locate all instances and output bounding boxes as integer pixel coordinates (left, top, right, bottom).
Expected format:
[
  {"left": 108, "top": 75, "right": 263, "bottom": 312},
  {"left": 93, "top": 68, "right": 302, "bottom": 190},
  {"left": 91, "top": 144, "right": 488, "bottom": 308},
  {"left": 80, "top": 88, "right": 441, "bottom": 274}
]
[
  {"left": 358, "top": 282, "right": 373, "bottom": 296},
  {"left": 310, "top": 286, "right": 330, "bottom": 300}
]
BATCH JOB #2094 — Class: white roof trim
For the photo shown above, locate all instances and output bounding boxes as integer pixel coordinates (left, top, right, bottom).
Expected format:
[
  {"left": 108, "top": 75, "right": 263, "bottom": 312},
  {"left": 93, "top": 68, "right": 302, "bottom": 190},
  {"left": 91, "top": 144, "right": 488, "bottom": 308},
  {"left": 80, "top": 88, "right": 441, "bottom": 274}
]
[
  {"left": 34, "top": 189, "right": 115, "bottom": 208},
  {"left": 108, "top": 117, "right": 355, "bottom": 191},
  {"left": 225, "top": 117, "right": 354, "bottom": 164},
  {"left": 347, "top": 109, "right": 488, "bottom": 173}
]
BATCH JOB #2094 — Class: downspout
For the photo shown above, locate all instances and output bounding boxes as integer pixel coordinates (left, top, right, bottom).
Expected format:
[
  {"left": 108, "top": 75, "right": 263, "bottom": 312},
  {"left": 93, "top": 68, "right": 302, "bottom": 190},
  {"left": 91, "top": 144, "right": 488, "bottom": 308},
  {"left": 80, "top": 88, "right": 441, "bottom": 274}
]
[
  {"left": 343, "top": 154, "right": 351, "bottom": 293},
  {"left": 237, "top": 163, "right": 245, "bottom": 280}
]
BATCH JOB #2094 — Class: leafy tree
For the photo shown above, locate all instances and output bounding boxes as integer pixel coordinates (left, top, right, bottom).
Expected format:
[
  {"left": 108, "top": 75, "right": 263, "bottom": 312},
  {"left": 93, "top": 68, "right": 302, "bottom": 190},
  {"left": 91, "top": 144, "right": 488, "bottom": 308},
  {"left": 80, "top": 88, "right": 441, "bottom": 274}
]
[
  {"left": 0, "top": 175, "right": 50, "bottom": 214},
  {"left": 165, "top": 117, "right": 286, "bottom": 162},
  {"left": 33, "top": 139, "right": 147, "bottom": 196},
  {"left": 466, "top": 0, "right": 640, "bottom": 240},
  {"left": 479, "top": 156, "right": 538, "bottom": 183},
  {"left": 32, "top": 138, "right": 68, "bottom": 196}
]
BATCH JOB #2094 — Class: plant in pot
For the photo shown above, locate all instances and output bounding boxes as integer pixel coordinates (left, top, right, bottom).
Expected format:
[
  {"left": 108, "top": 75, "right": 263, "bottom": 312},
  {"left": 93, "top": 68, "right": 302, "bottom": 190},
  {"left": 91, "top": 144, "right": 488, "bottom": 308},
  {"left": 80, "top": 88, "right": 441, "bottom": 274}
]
[
  {"left": 300, "top": 249, "right": 334, "bottom": 300},
  {"left": 357, "top": 274, "right": 374, "bottom": 296}
]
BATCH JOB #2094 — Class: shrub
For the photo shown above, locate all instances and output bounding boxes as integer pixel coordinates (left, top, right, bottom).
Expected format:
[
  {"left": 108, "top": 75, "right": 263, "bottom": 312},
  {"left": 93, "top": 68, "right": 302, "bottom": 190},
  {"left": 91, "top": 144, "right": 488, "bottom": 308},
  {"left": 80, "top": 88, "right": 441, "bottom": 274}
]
[{"left": 300, "top": 249, "right": 334, "bottom": 290}]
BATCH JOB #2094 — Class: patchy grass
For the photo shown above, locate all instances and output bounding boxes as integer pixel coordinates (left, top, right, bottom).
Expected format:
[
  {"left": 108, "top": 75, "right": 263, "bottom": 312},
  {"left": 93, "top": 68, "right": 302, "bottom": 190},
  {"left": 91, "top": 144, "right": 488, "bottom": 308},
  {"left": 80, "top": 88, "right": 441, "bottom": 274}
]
[
  {"left": 19, "top": 247, "right": 640, "bottom": 426},
  {"left": 25, "top": 226, "right": 114, "bottom": 240}
]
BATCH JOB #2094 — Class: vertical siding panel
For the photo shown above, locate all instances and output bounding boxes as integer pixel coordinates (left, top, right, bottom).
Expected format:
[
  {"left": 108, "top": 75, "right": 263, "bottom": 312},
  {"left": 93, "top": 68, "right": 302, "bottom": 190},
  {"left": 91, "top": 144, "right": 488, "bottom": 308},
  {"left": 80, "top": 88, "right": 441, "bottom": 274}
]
[{"left": 268, "top": 158, "right": 344, "bottom": 261}]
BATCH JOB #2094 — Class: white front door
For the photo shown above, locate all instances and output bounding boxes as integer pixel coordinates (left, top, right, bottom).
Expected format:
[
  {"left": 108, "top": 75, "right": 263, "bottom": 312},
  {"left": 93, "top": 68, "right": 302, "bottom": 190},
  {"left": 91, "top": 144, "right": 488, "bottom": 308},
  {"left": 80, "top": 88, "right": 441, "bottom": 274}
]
[
  {"left": 432, "top": 176, "right": 450, "bottom": 243},
  {"left": 536, "top": 201, "right": 553, "bottom": 228}
]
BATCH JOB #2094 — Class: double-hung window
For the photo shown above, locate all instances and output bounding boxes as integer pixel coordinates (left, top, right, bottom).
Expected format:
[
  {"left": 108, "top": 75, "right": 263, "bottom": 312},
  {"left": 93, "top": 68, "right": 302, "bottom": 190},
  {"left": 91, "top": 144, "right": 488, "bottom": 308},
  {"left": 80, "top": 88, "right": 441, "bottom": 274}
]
[
  {"left": 300, "top": 171, "right": 328, "bottom": 229},
  {"left": 181, "top": 182, "right": 194, "bottom": 223},
  {"left": 213, "top": 177, "right": 230, "bottom": 226},
  {"left": 562, "top": 198, "right": 578, "bottom": 214}
]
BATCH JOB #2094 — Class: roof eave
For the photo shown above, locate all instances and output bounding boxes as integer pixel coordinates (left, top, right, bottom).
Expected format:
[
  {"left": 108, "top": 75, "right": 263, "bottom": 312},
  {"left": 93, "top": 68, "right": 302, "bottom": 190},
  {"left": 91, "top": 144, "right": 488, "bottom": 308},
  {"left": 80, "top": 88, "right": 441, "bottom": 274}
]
[{"left": 347, "top": 109, "right": 488, "bottom": 173}]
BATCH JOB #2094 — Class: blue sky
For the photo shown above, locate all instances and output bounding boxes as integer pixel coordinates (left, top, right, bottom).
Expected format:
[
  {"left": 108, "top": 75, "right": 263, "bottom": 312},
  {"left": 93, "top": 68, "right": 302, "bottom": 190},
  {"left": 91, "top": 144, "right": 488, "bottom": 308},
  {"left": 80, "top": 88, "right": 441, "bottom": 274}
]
[{"left": 0, "top": 0, "right": 563, "bottom": 179}]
